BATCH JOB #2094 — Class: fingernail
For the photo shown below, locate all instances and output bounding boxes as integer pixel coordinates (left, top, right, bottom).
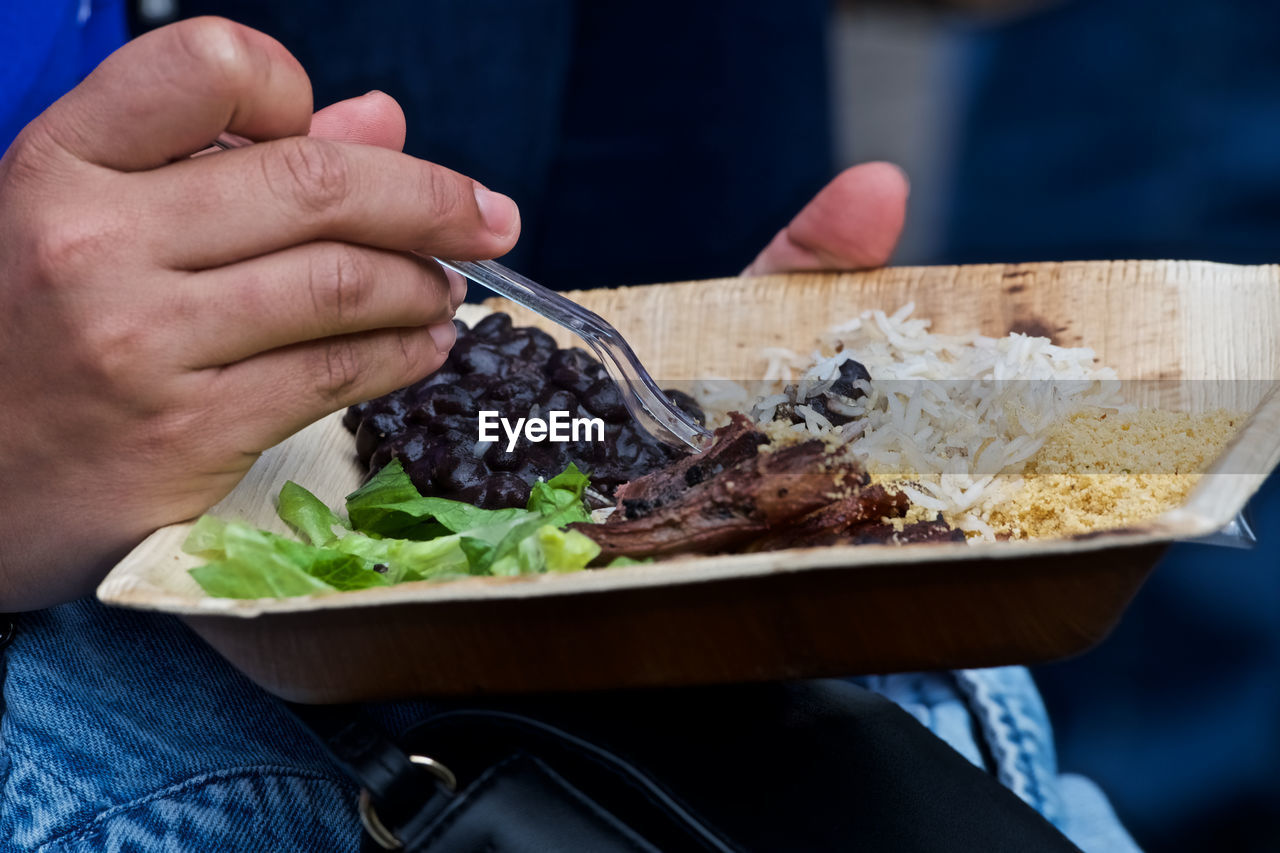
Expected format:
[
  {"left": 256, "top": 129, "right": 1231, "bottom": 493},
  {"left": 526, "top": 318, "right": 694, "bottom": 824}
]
[
  {"left": 445, "top": 268, "right": 467, "bottom": 309},
  {"left": 364, "top": 89, "right": 385, "bottom": 97},
  {"left": 428, "top": 320, "right": 458, "bottom": 353},
  {"left": 473, "top": 186, "right": 520, "bottom": 238}
]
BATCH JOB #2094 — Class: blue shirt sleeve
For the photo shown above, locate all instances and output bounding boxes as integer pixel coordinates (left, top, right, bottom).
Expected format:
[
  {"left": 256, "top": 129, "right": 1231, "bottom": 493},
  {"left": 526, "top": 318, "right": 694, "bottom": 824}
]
[{"left": 0, "top": 0, "right": 127, "bottom": 154}]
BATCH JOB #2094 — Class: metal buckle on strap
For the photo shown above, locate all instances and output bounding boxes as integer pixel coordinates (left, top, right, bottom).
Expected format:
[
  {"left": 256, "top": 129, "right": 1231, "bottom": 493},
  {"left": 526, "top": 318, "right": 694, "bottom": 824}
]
[{"left": 358, "top": 754, "right": 458, "bottom": 850}]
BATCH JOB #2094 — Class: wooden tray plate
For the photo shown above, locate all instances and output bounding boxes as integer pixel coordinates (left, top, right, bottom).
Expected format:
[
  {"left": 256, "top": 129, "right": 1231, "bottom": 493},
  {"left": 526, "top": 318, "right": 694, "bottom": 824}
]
[{"left": 98, "top": 260, "right": 1280, "bottom": 702}]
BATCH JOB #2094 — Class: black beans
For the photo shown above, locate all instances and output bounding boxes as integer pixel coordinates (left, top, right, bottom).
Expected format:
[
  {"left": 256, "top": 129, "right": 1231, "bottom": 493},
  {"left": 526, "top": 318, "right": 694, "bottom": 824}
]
[
  {"left": 456, "top": 343, "right": 506, "bottom": 377},
  {"left": 580, "top": 378, "right": 627, "bottom": 422},
  {"left": 774, "top": 357, "right": 871, "bottom": 428},
  {"left": 471, "top": 312, "right": 513, "bottom": 341},
  {"left": 476, "top": 473, "right": 531, "bottom": 508},
  {"left": 428, "top": 384, "right": 477, "bottom": 416},
  {"left": 830, "top": 359, "right": 871, "bottom": 400},
  {"left": 437, "top": 456, "right": 486, "bottom": 491},
  {"left": 484, "top": 443, "right": 523, "bottom": 471},
  {"left": 355, "top": 405, "right": 409, "bottom": 466},
  {"left": 547, "top": 348, "right": 605, "bottom": 395},
  {"left": 344, "top": 313, "right": 702, "bottom": 508}
]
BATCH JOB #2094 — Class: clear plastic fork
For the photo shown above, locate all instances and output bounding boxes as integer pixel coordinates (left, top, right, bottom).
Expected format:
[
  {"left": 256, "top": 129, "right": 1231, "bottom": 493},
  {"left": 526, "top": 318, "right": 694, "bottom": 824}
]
[
  {"left": 435, "top": 259, "right": 712, "bottom": 451},
  {"left": 209, "top": 134, "right": 711, "bottom": 452}
]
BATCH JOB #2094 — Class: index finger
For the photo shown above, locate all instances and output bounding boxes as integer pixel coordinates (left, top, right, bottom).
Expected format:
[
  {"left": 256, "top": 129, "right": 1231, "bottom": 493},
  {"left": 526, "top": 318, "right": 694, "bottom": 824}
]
[
  {"left": 142, "top": 137, "right": 522, "bottom": 269},
  {"left": 25, "top": 17, "right": 313, "bottom": 171}
]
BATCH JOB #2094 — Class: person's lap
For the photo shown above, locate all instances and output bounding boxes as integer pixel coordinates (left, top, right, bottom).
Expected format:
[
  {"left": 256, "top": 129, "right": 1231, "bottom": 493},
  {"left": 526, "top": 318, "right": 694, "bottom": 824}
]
[
  {"left": 0, "top": 600, "right": 363, "bottom": 850},
  {"left": 1, "top": 598, "right": 1136, "bottom": 851}
]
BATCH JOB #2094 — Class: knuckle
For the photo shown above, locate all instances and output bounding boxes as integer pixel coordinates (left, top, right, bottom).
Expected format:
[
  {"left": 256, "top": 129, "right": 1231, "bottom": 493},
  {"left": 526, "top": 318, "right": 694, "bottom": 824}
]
[
  {"left": 0, "top": 128, "right": 59, "bottom": 189},
  {"left": 423, "top": 275, "right": 453, "bottom": 321},
  {"left": 140, "top": 405, "right": 205, "bottom": 451},
  {"left": 78, "top": 315, "right": 154, "bottom": 392},
  {"left": 170, "top": 17, "right": 256, "bottom": 95},
  {"left": 395, "top": 327, "right": 434, "bottom": 372},
  {"left": 404, "top": 259, "right": 451, "bottom": 323},
  {"left": 396, "top": 329, "right": 448, "bottom": 389},
  {"left": 418, "top": 165, "right": 462, "bottom": 221},
  {"left": 30, "top": 213, "right": 116, "bottom": 279},
  {"left": 309, "top": 244, "right": 374, "bottom": 329},
  {"left": 313, "top": 337, "right": 364, "bottom": 402},
  {"left": 268, "top": 137, "right": 350, "bottom": 215}
]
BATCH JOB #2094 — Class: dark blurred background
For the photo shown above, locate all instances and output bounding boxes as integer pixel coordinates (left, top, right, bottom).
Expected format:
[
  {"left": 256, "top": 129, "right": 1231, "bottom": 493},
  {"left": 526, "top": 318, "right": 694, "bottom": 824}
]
[{"left": 133, "top": 1, "right": 1280, "bottom": 849}]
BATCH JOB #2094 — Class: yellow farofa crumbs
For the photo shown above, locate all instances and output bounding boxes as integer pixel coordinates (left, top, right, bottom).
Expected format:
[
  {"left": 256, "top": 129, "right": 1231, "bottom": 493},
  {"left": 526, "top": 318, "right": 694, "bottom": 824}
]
[{"left": 986, "top": 407, "right": 1243, "bottom": 539}]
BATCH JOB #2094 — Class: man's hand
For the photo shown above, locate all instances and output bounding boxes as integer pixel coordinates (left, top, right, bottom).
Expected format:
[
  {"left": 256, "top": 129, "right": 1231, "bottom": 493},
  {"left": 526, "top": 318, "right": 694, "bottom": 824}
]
[
  {"left": 743, "top": 162, "right": 909, "bottom": 275},
  {"left": 0, "top": 18, "right": 519, "bottom": 610}
]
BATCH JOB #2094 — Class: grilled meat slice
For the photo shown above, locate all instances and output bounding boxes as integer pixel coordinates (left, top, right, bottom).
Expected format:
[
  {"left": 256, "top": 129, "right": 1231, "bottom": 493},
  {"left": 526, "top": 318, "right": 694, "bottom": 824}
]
[
  {"left": 742, "top": 484, "right": 908, "bottom": 552},
  {"left": 573, "top": 439, "right": 865, "bottom": 559},
  {"left": 613, "top": 412, "right": 768, "bottom": 520},
  {"left": 843, "top": 516, "right": 967, "bottom": 545}
]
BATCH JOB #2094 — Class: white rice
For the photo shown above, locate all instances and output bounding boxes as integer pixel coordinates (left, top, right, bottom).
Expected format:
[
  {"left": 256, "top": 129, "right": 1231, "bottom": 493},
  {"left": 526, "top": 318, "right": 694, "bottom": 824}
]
[{"left": 694, "top": 303, "right": 1124, "bottom": 539}]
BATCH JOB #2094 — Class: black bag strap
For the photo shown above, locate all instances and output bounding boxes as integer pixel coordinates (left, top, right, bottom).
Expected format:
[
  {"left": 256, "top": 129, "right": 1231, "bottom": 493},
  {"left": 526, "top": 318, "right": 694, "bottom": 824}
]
[
  {"left": 286, "top": 682, "right": 1084, "bottom": 853},
  {"left": 392, "top": 710, "right": 741, "bottom": 853},
  {"left": 287, "top": 702, "right": 428, "bottom": 806},
  {"left": 286, "top": 700, "right": 738, "bottom": 852},
  {"left": 287, "top": 701, "right": 469, "bottom": 849}
]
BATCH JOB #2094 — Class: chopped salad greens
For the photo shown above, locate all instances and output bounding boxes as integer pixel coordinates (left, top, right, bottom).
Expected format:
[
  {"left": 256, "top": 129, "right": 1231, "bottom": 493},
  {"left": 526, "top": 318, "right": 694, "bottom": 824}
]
[{"left": 184, "top": 460, "right": 608, "bottom": 599}]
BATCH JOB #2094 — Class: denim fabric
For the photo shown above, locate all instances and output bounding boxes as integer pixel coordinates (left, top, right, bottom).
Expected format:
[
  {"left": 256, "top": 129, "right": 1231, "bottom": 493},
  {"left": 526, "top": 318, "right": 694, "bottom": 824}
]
[
  {"left": 1, "top": 598, "right": 1137, "bottom": 852},
  {"left": 954, "top": 667, "right": 1064, "bottom": 822},
  {"left": 0, "top": 601, "right": 365, "bottom": 851},
  {"left": 1057, "top": 775, "right": 1144, "bottom": 853}
]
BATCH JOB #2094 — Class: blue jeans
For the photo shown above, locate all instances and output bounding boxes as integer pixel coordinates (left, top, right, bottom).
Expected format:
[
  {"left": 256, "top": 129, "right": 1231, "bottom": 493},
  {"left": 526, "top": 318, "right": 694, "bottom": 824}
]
[{"left": 1, "top": 599, "right": 1138, "bottom": 851}]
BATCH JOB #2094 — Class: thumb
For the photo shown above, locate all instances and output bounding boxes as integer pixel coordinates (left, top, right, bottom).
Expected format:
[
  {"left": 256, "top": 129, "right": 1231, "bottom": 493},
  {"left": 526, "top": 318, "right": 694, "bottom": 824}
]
[
  {"left": 744, "top": 162, "right": 909, "bottom": 276},
  {"left": 30, "top": 17, "right": 312, "bottom": 171}
]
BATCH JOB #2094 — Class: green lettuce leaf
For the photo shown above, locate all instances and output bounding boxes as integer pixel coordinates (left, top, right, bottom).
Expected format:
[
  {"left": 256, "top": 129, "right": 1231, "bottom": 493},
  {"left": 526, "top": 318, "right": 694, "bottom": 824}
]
[
  {"left": 183, "top": 514, "right": 230, "bottom": 558},
  {"left": 536, "top": 525, "right": 601, "bottom": 572},
  {"left": 488, "top": 525, "right": 600, "bottom": 576},
  {"left": 277, "top": 481, "right": 346, "bottom": 546},
  {"left": 458, "top": 537, "right": 495, "bottom": 571},
  {"left": 525, "top": 463, "right": 591, "bottom": 523},
  {"left": 304, "top": 550, "right": 393, "bottom": 590},
  {"left": 183, "top": 520, "right": 385, "bottom": 598},
  {"left": 331, "top": 531, "right": 470, "bottom": 582},
  {"left": 186, "top": 461, "right": 606, "bottom": 598},
  {"left": 189, "top": 560, "right": 330, "bottom": 599},
  {"left": 345, "top": 460, "right": 526, "bottom": 538}
]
